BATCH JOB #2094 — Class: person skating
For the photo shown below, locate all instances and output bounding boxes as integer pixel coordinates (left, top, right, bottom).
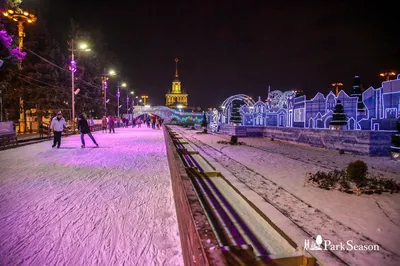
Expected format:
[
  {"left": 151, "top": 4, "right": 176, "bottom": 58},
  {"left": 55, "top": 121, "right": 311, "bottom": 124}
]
[
  {"left": 101, "top": 116, "right": 107, "bottom": 133},
  {"left": 108, "top": 115, "right": 115, "bottom": 133},
  {"left": 50, "top": 111, "right": 68, "bottom": 148},
  {"left": 78, "top": 114, "right": 99, "bottom": 148}
]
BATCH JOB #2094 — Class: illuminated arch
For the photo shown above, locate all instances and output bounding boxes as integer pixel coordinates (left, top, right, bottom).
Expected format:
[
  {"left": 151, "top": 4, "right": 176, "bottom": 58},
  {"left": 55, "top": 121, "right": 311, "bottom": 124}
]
[{"left": 220, "top": 94, "right": 256, "bottom": 124}]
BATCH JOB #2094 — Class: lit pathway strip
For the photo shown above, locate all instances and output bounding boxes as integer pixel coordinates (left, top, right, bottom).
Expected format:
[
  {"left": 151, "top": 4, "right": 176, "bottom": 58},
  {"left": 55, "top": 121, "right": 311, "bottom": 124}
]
[{"left": 189, "top": 169, "right": 239, "bottom": 246}]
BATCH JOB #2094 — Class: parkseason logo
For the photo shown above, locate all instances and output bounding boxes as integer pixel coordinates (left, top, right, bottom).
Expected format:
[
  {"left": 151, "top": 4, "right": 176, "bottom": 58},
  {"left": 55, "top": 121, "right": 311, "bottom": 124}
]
[{"left": 304, "top": 235, "right": 380, "bottom": 251}]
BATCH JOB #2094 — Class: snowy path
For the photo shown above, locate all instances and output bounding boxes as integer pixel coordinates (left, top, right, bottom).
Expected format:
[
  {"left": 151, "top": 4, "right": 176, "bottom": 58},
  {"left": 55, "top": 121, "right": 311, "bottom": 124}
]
[
  {"left": 173, "top": 127, "right": 400, "bottom": 266},
  {"left": 0, "top": 127, "right": 183, "bottom": 266}
]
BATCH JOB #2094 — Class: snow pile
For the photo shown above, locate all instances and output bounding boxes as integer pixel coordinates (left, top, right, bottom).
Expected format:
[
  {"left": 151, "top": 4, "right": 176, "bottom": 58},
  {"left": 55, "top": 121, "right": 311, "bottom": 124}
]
[{"left": 0, "top": 127, "right": 183, "bottom": 266}]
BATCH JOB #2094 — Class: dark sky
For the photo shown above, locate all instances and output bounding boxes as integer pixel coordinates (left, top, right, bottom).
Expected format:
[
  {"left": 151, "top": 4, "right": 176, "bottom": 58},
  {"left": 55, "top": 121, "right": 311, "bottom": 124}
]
[{"left": 9, "top": 0, "right": 400, "bottom": 107}]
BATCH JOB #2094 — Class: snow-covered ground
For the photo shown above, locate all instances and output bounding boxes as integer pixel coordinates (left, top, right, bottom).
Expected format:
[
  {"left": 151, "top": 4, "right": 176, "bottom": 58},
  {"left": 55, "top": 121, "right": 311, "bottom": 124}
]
[
  {"left": 172, "top": 126, "right": 400, "bottom": 266},
  {"left": 0, "top": 127, "right": 183, "bottom": 266}
]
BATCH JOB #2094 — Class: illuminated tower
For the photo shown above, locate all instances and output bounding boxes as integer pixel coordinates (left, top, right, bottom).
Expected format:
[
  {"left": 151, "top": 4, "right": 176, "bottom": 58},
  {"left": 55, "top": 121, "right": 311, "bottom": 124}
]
[{"left": 165, "top": 58, "right": 188, "bottom": 108}]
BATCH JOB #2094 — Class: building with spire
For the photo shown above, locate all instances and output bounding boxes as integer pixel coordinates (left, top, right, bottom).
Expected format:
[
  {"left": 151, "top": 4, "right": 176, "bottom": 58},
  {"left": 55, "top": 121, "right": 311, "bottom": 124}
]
[{"left": 165, "top": 58, "right": 188, "bottom": 108}]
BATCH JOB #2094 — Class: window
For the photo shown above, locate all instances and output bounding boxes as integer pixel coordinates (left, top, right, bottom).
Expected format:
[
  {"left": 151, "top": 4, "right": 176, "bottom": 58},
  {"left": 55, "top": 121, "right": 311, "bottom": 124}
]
[{"left": 294, "top": 108, "right": 305, "bottom": 122}]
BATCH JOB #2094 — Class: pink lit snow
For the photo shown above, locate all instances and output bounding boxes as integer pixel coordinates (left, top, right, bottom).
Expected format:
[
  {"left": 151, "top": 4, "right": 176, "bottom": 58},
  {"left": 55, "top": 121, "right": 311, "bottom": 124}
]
[{"left": 0, "top": 127, "right": 183, "bottom": 266}]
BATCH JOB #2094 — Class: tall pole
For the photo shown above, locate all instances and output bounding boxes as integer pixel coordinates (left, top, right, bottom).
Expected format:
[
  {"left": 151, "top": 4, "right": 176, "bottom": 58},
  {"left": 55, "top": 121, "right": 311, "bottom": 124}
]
[
  {"left": 0, "top": 90, "right": 3, "bottom": 122},
  {"left": 18, "top": 22, "right": 25, "bottom": 131},
  {"left": 3, "top": 9, "right": 36, "bottom": 133},
  {"left": 117, "top": 85, "right": 120, "bottom": 118},
  {"left": 71, "top": 40, "right": 75, "bottom": 132},
  {"left": 104, "top": 75, "right": 107, "bottom": 117},
  {"left": 126, "top": 95, "right": 129, "bottom": 117}
]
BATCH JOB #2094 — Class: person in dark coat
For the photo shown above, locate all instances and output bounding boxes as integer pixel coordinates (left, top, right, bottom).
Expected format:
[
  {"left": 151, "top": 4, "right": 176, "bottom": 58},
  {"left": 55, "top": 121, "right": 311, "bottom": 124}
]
[
  {"left": 108, "top": 115, "right": 115, "bottom": 133},
  {"left": 78, "top": 114, "right": 99, "bottom": 148}
]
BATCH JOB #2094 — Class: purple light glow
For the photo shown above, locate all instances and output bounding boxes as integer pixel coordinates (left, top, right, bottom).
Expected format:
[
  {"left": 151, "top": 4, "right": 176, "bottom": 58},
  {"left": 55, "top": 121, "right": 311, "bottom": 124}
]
[
  {"left": 0, "top": 127, "right": 183, "bottom": 265},
  {"left": 0, "top": 29, "right": 26, "bottom": 62}
]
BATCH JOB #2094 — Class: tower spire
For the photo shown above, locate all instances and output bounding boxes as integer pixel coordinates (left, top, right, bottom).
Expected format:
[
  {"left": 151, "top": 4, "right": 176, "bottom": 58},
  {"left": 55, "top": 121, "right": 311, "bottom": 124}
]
[{"left": 175, "top": 58, "right": 179, "bottom": 79}]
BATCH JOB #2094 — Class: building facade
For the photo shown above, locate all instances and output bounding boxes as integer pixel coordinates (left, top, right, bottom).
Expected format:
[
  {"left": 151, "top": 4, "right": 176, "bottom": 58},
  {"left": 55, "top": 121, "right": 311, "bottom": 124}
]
[{"left": 165, "top": 58, "right": 188, "bottom": 108}]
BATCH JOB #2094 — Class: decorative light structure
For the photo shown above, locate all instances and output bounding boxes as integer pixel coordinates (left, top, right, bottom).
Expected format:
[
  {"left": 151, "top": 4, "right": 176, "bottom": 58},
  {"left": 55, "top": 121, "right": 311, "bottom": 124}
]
[
  {"left": 2, "top": 8, "right": 36, "bottom": 52},
  {"left": 3, "top": 7, "right": 36, "bottom": 133},
  {"left": 141, "top": 95, "right": 148, "bottom": 105},
  {"left": 331, "top": 82, "right": 343, "bottom": 96},
  {"left": 380, "top": 71, "right": 397, "bottom": 81}
]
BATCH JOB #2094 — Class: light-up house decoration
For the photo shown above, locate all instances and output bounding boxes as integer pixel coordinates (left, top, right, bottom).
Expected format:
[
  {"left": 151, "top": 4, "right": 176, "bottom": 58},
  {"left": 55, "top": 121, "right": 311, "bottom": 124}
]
[{"left": 209, "top": 75, "right": 400, "bottom": 131}]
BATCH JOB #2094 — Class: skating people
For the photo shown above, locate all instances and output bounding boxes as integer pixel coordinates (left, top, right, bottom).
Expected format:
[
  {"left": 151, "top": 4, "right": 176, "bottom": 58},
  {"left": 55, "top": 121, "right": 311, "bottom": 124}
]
[
  {"left": 101, "top": 116, "right": 107, "bottom": 133},
  {"left": 78, "top": 114, "right": 99, "bottom": 148},
  {"left": 50, "top": 111, "right": 68, "bottom": 148},
  {"left": 156, "top": 118, "right": 160, "bottom": 129},
  {"left": 108, "top": 115, "right": 115, "bottom": 133}
]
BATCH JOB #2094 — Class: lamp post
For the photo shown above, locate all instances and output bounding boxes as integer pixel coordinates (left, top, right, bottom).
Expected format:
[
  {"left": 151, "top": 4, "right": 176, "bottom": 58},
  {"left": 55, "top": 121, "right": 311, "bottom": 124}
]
[
  {"left": 332, "top": 82, "right": 343, "bottom": 96},
  {"left": 68, "top": 41, "right": 91, "bottom": 132},
  {"left": 3, "top": 8, "right": 36, "bottom": 133},
  {"left": 141, "top": 95, "right": 148, "bottom": 105},
  {"left": 117, "top": 82, "right": 127, "bottom": 119},
  {"left": 128, "top": 91, "right": 134, "bottom": 116},
  {"left": 380, "top": 71, "right": 397, "bottom": 81},
  {"left": 102, "top": 69, "right": 116, "bottom": 116}
]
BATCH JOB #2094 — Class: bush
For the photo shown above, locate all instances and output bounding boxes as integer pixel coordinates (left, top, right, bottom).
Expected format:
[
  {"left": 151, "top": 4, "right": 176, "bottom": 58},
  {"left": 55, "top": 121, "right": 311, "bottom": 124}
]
[
  {"left": 391, "top": 134, "right": 400, "bottom": 147},
  {"left": 347, "top": 160, "right": 368, "bottom": 185},
  {"left": 308, "top": 170, "right": 345, "bottom": 190},
  {"left": 230, "top": 136, "right": 238, "bottom": 145},
  {"left": 308, "top": 161, "right": 400, "bottom": 195}
]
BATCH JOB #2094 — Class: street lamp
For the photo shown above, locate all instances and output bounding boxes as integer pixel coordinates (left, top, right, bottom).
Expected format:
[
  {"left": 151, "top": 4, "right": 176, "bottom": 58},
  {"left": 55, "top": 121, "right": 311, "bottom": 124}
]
[
  {"left": 141, "top": 95, "right": 149, "bottom": 105},
  {"left": 102, "top": 69, "right": 116, "bottom": 116},
  {"left": 127, "top": 91, "right": 134, "bottom": 116},
  {"left": 380, "top": 71, "right": 397, "bottom": 81},
  {"left": 331, "top": 82, "right": 343, "bottom": 96},
  {"left": 69, "top": 41, "right": 91, "bottom": 132},
  {"left": 117, "top": 82, "right": 127, "bottom": 119}
]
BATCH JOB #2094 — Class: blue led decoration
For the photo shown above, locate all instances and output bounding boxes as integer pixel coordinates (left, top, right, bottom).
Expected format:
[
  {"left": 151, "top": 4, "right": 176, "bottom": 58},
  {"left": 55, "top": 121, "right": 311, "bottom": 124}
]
[{"left": 210, "top": 77, "right": 400, "bottom": 131}]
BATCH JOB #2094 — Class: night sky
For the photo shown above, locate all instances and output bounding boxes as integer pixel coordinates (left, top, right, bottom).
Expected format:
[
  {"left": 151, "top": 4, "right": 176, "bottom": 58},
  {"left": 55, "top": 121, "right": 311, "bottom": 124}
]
[{"left": 7, "top": 0, "right": 400, "bottom": 107}]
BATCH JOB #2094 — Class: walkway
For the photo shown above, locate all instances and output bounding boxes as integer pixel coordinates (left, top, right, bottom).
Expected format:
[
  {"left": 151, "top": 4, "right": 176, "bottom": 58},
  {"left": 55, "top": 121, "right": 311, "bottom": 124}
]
[{"left": 0, "top": 127, "right": 183, "bottom": 266}]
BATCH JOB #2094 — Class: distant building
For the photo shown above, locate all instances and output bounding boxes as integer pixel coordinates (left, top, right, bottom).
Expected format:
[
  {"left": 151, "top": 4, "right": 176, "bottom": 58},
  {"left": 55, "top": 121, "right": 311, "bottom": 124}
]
[{"left": 165, "top": 58, "right": 188, "bottom": 108}]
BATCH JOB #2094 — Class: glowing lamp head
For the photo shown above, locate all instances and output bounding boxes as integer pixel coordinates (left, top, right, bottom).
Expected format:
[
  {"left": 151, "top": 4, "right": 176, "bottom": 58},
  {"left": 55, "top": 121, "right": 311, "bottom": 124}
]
[
  {"left": 3, "top": 12, "right": 8, "bottom": 16},
  {"left": 177, "top": 104, "right": 183, "bottom": 109},
  {"left": 130, "top": 91, "right": 134, "bottom": 95},
  {"left": 109, "top": 70, "right": 116, "bottom": 76},
  {"left": 121, "top": 82, "right": 127, "bottom": 87},
  {"left": 380, "top": 73, "right": 385, "bottom": 77},
  {"left": 27, "top": 19, "right": 32, "bottom": 23},
  {"left": 8, "top": 10, "right": 14, "bottom": 14},
  {"left": 23, "top": 12, "right": 29, "bottom": 16},
  {"left": 79, "top": 43, "right": 88, "bottom": 50}
]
